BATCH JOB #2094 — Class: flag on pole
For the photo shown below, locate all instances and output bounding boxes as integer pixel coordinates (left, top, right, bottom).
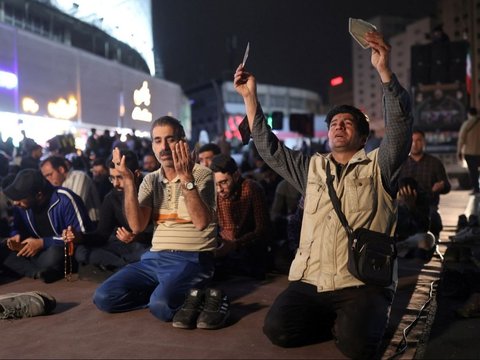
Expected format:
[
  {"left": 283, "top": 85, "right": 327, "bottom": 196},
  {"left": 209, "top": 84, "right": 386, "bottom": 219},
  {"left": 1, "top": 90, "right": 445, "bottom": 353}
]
[{"left": 466, "top": 45, "right": 472, "bottom": 94}]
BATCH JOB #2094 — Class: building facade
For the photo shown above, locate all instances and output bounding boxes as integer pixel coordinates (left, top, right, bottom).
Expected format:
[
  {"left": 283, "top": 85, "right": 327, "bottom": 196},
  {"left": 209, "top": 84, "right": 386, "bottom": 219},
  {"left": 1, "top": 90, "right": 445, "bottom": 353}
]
[
  {"left": 0, "top": 1, "right": 188, "bottom": 148},
  {"left": 352, "top": 16, "right": 432, "bottom": 135},
  {"left": 187, "top": 80, "right": 326, "bottom": 149}
]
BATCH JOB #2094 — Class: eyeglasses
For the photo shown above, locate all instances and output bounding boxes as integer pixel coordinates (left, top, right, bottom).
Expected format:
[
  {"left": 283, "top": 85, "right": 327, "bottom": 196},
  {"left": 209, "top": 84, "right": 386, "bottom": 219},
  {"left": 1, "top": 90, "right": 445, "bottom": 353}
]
[{"left": 108, "top": 175, "right": 124, "bottom": 183}]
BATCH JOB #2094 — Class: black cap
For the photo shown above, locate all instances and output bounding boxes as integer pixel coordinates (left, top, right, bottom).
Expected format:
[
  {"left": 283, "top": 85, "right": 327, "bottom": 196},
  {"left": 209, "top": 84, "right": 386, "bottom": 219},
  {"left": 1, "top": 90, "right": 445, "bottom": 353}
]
[{"left": 3, "top": 169, "right": 47, "bottom": 201}]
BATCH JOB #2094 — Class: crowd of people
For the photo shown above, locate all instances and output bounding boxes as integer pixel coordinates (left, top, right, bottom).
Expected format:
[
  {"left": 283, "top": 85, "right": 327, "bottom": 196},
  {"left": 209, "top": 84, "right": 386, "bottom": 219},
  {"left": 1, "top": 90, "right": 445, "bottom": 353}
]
[{"left": 0, "top": 29, "right": 477, "bottom": 359}]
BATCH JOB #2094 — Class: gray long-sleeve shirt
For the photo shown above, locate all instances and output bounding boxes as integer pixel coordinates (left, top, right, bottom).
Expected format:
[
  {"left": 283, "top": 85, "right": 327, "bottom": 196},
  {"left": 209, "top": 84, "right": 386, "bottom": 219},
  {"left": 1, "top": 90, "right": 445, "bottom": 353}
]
[{"left": 239, "top": 74, "right": 413, "bottom": 197}]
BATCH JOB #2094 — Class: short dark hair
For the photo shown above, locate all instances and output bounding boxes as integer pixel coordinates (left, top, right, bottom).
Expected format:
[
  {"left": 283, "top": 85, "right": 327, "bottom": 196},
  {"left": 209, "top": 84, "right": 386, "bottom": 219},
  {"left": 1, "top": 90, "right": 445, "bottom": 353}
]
[
  {"left": 325, "top": 105, "right": 369, "bottom": 138},
  {"left": 150, "top": 116, "right": 186, "bottom": 140},
  {"left": 468, "top": 107, "right": 478, "bottom": 116},
  {"left": 40, "top": 155, "right": 68, "bottom": 171},
  {"left": 92, "top": 158, "right": 107, "bottom": 168},
  {"left": 412, "top": 129, "right": 425, "bottom": 138},
  {"left": 108, "top": 150, "right": 140, "bottom": 172},
  {"left": 198, "top": 143, "right": 221, "bottom": 155},
  {"left": 209, "top": 154, "right": 238, "bottom": 175}
]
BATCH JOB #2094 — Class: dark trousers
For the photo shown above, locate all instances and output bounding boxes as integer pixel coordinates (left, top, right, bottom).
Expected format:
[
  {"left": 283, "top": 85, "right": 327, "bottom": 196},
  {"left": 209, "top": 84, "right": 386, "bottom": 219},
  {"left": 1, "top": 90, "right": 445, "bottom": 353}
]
[
  {"left": 429, "top": 206, "right": 443, "bottom": 239},
  {"left": 214, "top": 240, "right": 267, "bottom": 280},
  {"left": 465, "top": 154, "right": 480, "bottom": 193},
  {"left": 0, "top": 243, "right": 64, "bottom": 281},
  {"left": 263, "top": 281, "right": 394, "bottom": 359},
  {"left": 75, "top": 240, "right": 150, "bottom": 270}
]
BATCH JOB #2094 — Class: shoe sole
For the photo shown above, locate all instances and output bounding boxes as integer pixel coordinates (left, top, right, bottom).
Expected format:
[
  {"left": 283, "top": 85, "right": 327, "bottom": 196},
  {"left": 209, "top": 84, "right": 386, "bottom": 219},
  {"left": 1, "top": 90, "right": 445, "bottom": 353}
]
[
  {"left": 172, "top": 321, "right": 196, "bottom": 329},
  {"left": 196, "top": 310, "right": 230, "bottom": 330}
]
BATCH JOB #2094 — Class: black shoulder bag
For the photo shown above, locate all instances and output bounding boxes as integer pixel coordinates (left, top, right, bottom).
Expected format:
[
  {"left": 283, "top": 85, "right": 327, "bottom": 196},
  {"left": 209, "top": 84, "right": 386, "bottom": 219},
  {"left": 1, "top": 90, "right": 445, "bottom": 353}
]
[{"left": 325, "top": 162, "right": 396, "bottom": 287}]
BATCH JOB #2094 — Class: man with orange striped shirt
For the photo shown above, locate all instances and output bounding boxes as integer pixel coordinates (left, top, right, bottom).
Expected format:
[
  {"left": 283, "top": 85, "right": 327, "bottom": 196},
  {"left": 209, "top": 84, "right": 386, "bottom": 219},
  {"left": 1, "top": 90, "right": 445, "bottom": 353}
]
[{"left": 93, "top": 116, "right": 217, "bottom": 322}]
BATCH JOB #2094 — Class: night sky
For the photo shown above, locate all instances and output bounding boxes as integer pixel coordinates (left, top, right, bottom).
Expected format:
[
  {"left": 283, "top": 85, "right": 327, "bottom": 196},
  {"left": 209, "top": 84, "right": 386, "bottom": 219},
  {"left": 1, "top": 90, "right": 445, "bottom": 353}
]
[{"left": 153, "top": 0, "right": 438, "bottom": 100}]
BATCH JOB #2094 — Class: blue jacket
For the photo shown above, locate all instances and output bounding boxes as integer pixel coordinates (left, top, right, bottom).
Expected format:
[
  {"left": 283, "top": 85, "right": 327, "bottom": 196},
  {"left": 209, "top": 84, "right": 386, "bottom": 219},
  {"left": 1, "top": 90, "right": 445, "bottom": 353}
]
[{"left": 11, "top": 186, "right": 94, "bottom": 248}]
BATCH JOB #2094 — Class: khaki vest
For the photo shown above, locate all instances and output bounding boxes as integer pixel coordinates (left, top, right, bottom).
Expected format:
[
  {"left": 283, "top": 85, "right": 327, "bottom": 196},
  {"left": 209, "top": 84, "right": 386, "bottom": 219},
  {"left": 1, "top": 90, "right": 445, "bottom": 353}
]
[
  {"left": 458, "top": 116, "right": 480, "bottom": 156},
  {"left": 288, "top": 148, "right": 398, "bottom": 291}
]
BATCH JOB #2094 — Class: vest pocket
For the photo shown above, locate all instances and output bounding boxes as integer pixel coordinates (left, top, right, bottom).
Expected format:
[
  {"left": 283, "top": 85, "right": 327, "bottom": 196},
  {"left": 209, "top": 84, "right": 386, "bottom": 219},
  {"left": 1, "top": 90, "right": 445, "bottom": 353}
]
[
  {"left": 346, "top": 177, "right": 374, "bottom": 212},
  {"left": 304, "top": 182, "right": 325, "bottom": 214}
]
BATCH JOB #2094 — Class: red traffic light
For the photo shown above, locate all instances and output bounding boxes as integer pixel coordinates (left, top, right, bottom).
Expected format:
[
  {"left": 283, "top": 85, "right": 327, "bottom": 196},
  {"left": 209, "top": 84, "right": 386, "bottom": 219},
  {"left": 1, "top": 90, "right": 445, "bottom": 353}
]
[{"left": 330, "top": 76, "right": 344, "bottom": 87}]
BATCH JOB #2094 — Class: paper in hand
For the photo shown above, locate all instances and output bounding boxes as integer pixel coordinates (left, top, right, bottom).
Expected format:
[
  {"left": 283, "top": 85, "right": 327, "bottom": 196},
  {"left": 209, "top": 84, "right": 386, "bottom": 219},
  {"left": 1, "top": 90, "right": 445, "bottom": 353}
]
[
  {"left": 349, "top": 18, "right": 377, "bottom": 49},
  {"left": 242, "top": 42, "right": 250, "bottom": 67}
]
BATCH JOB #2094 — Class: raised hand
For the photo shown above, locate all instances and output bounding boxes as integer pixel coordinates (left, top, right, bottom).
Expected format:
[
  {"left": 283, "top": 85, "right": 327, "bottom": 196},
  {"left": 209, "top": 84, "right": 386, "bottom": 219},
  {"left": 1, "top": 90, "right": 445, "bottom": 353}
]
[
  {"left": 234, "top": 64, "right": 257, "bottom": 100},
  {"left": 112, "top": 147, "right": 134, "bottom": 181},
  {"left": 365, "top": 31, "right": 392, "bottom": 83},
  {"left": 398, "top": 185, "right": 417, "bottom": 210},
  {"left": 171, "top": 140, "right": 194, "bottom": 182}
]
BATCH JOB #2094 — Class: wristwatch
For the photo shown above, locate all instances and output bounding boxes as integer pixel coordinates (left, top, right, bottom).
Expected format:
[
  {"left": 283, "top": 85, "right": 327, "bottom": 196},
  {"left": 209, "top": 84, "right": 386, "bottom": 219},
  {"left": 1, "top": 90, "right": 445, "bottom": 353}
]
[{"left": 184, "top": 181, "right": 196, "bottom": 191}]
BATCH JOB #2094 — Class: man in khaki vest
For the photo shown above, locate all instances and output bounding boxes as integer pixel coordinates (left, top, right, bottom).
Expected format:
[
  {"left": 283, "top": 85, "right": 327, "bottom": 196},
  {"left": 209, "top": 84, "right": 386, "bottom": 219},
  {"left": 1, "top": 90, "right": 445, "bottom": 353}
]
[{"left": 234, "top": 31, "right": 413, "bottom": 359}]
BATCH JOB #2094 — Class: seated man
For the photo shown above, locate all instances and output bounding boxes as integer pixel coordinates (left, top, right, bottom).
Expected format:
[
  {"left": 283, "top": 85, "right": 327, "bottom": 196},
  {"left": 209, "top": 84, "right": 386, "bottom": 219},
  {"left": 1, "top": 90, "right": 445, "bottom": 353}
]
[
  {"left": 141, "top": 152, "right": 160, "bottom": 174},
  {"left": 210, "top": 154, "right": 270, "bottom": 279},
  {"left": 270, "top": 180, "right": 302, "bottom": 273},
  {"left": 399, "top": 130, "right": 451, "bottom": 239},
  {"left": 93, "top": 116, "right": 218, "bottom": 323},
  {"left": 198, "top": 143, "right": 221, "bottom": 168},
  {"left": 74, "top": 150, "right": 151, "bottom": 280},
  {"left": 0, "top": 169, "right": 93, "bottom": 283},
  {"left": 20, "top": 143, "right": 43, "bottom": 170},
  {"left": 40, "top": 155, "right": 101, "bottom": 223},
  {"left": 90, "top": 157, "right": 113, "bottom": 202},
  {"left": 395, "top": 177, "right": 435, "bottom": 260}
]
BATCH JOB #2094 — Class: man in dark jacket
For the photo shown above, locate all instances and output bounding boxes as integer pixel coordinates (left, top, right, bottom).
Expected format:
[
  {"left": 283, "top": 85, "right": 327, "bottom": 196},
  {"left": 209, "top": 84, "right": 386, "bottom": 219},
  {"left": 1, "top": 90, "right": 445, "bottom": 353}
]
[{"left": 0, "top": 169, "right": 94, "bottom": 282}]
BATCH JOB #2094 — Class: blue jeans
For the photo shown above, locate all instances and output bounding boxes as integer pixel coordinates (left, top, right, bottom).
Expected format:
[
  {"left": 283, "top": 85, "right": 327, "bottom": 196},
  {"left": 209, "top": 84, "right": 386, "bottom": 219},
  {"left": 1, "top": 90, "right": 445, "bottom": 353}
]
[{"left": 93, "top": 250, "right": 214, "bottom": 321}]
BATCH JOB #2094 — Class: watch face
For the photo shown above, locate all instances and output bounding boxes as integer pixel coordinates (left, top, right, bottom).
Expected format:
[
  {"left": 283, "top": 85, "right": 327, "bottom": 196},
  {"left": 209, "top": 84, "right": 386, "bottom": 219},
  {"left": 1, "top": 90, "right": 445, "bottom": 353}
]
[{"left": 186, "top": 182, "right": 195, "bottom": 190}]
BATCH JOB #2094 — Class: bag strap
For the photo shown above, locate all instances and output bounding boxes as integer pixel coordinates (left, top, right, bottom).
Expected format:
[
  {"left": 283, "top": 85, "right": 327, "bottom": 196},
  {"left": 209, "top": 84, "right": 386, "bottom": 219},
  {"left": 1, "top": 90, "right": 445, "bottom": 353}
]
[{"left": 325, "top": 162, "right": 353, "bottom": 237}]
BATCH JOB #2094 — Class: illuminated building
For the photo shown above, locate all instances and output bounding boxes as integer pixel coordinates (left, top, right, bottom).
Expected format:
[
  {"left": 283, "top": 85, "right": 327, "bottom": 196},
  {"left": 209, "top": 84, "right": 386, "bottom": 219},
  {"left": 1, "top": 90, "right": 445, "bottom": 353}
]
[
  {"left": 187, "top": 80, "right": 327, "bottom": 150},
  {"left": 0, "top": 0, "right": 189, "bottom": 148}
]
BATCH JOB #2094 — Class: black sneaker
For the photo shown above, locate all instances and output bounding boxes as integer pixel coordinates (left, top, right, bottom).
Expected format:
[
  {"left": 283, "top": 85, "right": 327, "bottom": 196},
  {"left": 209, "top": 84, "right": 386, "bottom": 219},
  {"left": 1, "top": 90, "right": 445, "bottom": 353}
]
[
  {"left": 196, "top": 288, "right": 230, "bottom": 330},
  {"left": 0, "top": 291, "right": 56, "bottom": 319},
  {"left": 172, "top": 288, "right": 204, "bottom": 329},
  {"left": 468, "top": 214, "right": 479, "bottom": 227}
]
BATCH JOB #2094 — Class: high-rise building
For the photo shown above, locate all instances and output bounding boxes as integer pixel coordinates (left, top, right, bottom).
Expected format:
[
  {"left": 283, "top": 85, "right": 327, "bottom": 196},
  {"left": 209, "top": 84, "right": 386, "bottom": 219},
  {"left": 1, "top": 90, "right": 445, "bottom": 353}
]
[{"left": 352, "top": 16, "right": 431, "bottom": 135}]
